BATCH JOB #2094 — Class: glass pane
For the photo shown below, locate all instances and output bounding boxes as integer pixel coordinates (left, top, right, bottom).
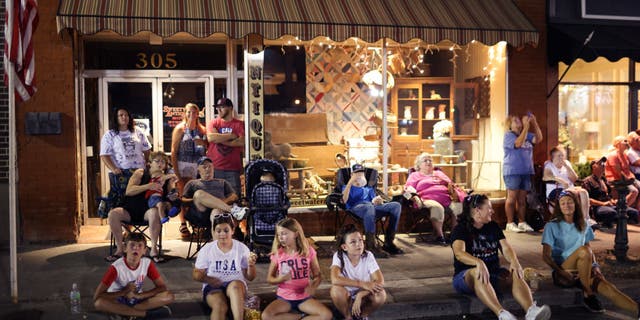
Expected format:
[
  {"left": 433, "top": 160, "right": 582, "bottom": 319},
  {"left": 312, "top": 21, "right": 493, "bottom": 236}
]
[
  {"left": 85, "top": 78, "right": 100, "bottom": 218},
  {"left": 558, "top": 84, "right": 629, "bottom": 161},
  {"left": 453, "top": 86, "right": 478, "bottom": 136},
  {"left": 107, "top": 82, "right": 153, "bottom": 143},
  {"left": 161, "top": 82, "right": 206, "bottom": 153},
  {"left": 559, "top": 57, "right": 629, "bottom": 82}
]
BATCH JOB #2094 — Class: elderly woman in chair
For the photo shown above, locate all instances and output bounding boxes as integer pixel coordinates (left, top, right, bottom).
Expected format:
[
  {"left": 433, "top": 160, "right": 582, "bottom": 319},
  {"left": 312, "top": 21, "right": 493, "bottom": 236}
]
[{"left": 405, "top": 152, "right": 465, "bottom": 245}]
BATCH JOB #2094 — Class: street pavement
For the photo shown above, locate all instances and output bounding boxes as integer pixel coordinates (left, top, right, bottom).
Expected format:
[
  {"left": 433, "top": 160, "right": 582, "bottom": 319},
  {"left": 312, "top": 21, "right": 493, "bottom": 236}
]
[{"left": 2, "top": 223, "right": 640, "bottom": 319}]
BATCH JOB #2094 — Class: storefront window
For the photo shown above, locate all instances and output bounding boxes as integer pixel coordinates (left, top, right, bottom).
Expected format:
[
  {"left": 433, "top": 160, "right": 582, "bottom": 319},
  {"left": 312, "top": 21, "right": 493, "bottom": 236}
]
[
  {"left": 559, "top": 57, "right": 628, "bottom": 82},
  {"left": 558, "top": 58, "right": 630, "bottom": 161},
  {"left": 559, "top": 84, "right": 628, "bottom": 160}
]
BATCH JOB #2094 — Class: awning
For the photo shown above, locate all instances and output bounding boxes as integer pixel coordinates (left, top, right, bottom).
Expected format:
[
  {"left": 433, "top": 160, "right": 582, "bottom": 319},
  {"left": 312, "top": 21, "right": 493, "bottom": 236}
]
[
  {"left": 56, "top": 0, "right": 538, "bottom": 46},
  {"left": 549, "top": 23, "right": 640, "bottom": 64}
]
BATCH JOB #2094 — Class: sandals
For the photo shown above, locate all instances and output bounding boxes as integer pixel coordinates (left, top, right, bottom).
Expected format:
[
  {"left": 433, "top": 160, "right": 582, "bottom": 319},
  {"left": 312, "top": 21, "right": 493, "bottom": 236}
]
[
  {"left": 104, "top": 253, "right": 122, "bottom": 263},
  {"left": 179, "top": 223, "right": 190, "bottom": 238}
]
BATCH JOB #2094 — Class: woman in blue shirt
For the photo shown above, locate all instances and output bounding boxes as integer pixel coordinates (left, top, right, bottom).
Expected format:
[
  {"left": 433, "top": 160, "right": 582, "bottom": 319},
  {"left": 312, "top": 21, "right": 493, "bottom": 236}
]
[{"left": 542, "top": 190, "right": 638, "bottom": 316}]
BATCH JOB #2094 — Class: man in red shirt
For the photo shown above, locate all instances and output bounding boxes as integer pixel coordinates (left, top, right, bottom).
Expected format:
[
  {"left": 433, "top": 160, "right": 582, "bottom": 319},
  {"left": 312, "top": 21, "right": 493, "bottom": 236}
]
[
  {"left": 206, "top": 98, "right": 245, "bottom": 196},
  {"left": 605, "top": 135, "right": 639, "bottom": 209}
]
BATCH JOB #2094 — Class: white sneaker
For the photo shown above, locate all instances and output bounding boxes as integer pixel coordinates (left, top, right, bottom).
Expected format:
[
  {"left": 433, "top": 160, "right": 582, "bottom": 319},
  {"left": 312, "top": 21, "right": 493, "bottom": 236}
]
[
  {"left": 518, "top": 222, "right": 535, "bottom": 232},
  {"left": 505, "top": 222, "right": 524, "bottom": 233},
  {"left": 230, "top": 204, "right": 248, "bottom": 220},
  {"left": 498, "top": 309, "right": 517, "bottom": 320},
  {"left": 525, "top": 302, "right": 551, "bottom": 320}
]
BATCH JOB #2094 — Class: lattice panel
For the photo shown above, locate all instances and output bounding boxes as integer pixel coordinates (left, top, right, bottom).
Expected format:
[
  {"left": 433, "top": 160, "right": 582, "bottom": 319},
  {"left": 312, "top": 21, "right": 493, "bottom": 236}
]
[{"left": 306, "top": 46, "right": 382, "bottom": 145}]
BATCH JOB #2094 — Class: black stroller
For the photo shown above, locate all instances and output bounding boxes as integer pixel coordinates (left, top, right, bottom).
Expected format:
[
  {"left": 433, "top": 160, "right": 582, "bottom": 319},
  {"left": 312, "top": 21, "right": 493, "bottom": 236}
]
[{"left": 245, "top": 159, "right": 290, "bottom": 260}]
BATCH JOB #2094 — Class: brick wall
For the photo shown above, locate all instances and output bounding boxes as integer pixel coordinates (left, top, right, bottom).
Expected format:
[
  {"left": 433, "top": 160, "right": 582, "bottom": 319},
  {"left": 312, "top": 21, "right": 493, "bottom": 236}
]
[
  {"left": 510, "top": 0, "right": 556, "bottom": 165},
  {"left": 16, "top": 1, "right": 78, "bottom": 241},
  {"left": 0, "top": 0, "right": 7, "bottom": 183}
]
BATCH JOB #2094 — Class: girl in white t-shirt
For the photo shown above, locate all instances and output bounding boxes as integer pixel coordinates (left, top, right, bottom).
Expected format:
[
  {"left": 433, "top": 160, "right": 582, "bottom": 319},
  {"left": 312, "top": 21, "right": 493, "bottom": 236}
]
[
  {"left": 330, "top": 224, "right": 386, "bottom": 320},
  {"left": 192, "top": 215, "right": 257, "bottom": 320}
]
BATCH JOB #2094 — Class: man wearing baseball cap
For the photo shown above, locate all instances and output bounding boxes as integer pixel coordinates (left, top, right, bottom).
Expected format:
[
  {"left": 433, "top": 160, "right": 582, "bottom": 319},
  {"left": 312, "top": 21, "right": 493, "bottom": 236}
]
[
  {"left": 341, "top": 163, "right": 403, "bottom": 257},
  {"left": 206, "top": 98, "right": 245, "bottom": 196},
  {"left": 182, "top": 156, "right": 248, "bottom": 233}
]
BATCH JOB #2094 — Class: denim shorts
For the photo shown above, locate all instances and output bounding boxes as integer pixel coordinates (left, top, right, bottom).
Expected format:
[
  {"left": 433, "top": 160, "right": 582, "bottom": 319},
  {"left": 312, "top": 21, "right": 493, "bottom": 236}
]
[
  {"left": 202, "top": 282, "right": 230, "bottom": 302},
  {"left": 452, "top": 267, "right": 509, "bottom": 295},
  {"left": 277, "top": 296, "right": 310, "bottom": 313},
  {"left": 503, "top": 174, "right": 531, "bottom": 191}
]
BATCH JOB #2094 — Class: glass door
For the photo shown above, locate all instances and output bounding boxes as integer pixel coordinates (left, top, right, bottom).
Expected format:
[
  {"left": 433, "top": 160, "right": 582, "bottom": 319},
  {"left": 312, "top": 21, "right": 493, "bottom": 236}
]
[{"left": 158, "top": 77, "right": 212, "bottom": 153}]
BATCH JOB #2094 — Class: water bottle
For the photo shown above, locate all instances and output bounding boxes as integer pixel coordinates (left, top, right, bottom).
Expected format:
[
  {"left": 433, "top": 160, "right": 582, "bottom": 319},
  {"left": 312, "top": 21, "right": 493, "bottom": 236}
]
[{"left": 70, "top": 283, "right": 81, "bottom": 314}]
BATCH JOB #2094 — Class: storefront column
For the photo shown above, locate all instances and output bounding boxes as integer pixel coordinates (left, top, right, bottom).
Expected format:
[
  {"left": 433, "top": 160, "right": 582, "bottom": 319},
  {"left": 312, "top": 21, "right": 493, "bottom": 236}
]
[{"left": 244, "top": 34, "right": 265, "bottom": 162}]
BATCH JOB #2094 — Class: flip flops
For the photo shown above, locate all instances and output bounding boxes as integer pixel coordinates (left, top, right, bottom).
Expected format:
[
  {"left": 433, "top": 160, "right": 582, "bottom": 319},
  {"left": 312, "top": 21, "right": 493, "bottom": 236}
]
[{"left": 104, "top": 253, "right": 122, "bottom": 263}]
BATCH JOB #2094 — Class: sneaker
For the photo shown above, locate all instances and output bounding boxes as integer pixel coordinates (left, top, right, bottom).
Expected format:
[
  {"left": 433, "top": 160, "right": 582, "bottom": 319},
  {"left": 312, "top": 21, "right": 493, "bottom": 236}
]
[
  {"left": 583, "top": 294, "right": 605, "bottom": 313},
  {"left": 505, "top": 222, "right": 524, "bottom": 233},
  {"left": 518, "top": 222, "right": 535, "bottom": 232},
  {"left": 370, "top": 246, "right": 389, "bottom": 259},
  {"left": 230, "top": 204, "right": 248, "bottom": 220},
  {"left": 525, "top": 302, "right": 551, "bottom": 320},
  {"left": 168, "top": 205, "right": 180, "bottom": 218},
  {"left": 145, "top": 305, "right": 172, "bottom": 319},
  {"left": 498, "top": 309, "right": 517, "bottom": 320}
]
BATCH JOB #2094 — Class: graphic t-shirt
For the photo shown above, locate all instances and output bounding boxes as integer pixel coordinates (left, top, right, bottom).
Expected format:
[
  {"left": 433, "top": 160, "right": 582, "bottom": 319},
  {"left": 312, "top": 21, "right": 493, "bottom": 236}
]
[
  {"left": 206, "top": 118, "right": 245, "bottom": 171},
  {"left": 101, "top": 256, "right": 160, "bottom": 293},
  {"left": 503, "top": 131, "right": 535, "bottom": 176},
  {"left": 271, "top": 246, "right": 317, "bottom": 300},
  {"left": 451, "top": 221, "right": 504, "bottom": 276},
  {"left": 330, "top": 251, "right": 380, "bottom": 294},
  {"left": 100, "top": 128, "right": 151, "bottom": 170},
  {"left": 194, "top": 239, "right": 250, "bottom": 290}
]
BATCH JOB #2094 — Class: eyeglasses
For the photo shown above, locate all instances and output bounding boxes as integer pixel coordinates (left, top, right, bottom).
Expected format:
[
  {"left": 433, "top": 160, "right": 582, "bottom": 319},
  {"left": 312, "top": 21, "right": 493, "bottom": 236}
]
[
  {"left": 423, "top": 159, "right": 433, "bottom": 163},
  {"left": 151, "top": 159, "right": 166, "bottom": 164}
]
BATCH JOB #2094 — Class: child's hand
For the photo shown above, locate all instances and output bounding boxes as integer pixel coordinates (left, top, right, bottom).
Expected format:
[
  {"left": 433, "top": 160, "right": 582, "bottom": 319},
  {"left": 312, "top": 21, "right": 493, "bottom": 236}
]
[
  {"left": 247, "top": 252, "right": 257, "bottom": 266},
  {"left": 351, "top": 292, "right": 366, "bottom": 317},
  {"left": 304, "top": 283, "right": 317, "bottom": 296},
  {"left": 207, "top": 277, "right": 223, "bottom": 288},
  {"left": 361, "top": 280, "right": 384, "bottom": 293},
  {"left": 372, "top": 195, "right": 383, "bottom": 205}
]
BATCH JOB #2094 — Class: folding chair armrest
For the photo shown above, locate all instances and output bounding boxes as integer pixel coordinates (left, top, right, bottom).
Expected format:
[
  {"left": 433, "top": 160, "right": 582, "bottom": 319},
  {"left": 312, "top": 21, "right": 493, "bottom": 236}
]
[{"left": 325, "top": 192, "right": 346, "bottom": 211}]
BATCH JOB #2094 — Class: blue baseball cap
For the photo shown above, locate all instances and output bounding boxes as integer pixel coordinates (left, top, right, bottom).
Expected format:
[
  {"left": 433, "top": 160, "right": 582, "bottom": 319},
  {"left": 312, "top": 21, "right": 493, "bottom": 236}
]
[
  {"left": 351, "top": 163, "right": 365, "bottom": 173},
  {"left": 197, "top": 156, "right": 212, "bottom": 166}
]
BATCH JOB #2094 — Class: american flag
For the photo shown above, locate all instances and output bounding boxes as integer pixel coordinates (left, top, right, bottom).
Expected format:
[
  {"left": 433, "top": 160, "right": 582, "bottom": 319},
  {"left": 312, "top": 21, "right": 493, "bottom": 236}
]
[{"left": 4, "top": 0, "right": 38, "bottom": 102}]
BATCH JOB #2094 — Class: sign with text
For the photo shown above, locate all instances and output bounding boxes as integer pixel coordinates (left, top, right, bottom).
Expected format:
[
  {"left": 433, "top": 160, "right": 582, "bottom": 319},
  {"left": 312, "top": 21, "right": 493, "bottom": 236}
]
[
  {"left": 247, "top": 51, "right": 265, "bottom": 160},
  {"left": 83, "top": 42, "right": 226, "bottom": 70}
]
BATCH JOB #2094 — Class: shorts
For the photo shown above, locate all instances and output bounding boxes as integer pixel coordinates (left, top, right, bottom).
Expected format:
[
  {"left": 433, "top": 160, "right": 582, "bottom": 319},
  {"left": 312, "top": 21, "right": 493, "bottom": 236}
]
[
  {"left": 202, "top": 282, "right": 230, "bottom": 302},
  {"left": 185, "top": 206, "right": 213, "bottom": 226},
  {"left": 214, "top": 169, "right": 241, "bottom": 196},
  {"left": 116, "top": 296, "right": 146, "bottom": 307},
  {"left": 178, "top": 161, "right": 198, "bottom": 179},
  {"left": 276, "top": 296, "right": 311, "bottom": 313},
  {"left": 147, "top": 194, "right": 163, "bottom": 208},
  {"left": 503, "top": 174, "right": 531, "bottom": 191},
  {"left": 452, "top": 267, "right": 509, "bottom": 295}
]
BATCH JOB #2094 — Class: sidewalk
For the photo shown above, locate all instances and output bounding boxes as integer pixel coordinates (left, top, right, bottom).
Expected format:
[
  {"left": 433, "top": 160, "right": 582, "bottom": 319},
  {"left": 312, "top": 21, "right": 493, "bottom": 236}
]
[{"left": 2, "top": 223, "right": 640, "bottom": 319}]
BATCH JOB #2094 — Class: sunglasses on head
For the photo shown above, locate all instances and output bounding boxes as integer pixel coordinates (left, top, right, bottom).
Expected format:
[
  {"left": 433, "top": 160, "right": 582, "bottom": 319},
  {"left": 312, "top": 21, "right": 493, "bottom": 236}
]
[
  {"left": 213, "top": 213, "right": 232, "bottom": 220},
  {"left": 465, "top": 194, "right": 482, "bottom": 208}
]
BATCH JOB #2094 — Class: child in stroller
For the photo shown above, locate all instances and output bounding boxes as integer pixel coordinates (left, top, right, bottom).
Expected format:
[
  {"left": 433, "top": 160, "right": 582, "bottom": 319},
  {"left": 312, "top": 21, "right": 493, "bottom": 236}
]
[{"left": 245, "top": 159, "right": 290, "bottom": 259}]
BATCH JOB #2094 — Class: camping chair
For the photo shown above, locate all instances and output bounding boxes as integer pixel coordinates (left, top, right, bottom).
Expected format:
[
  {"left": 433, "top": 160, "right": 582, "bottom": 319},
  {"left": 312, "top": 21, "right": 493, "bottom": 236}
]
[
  {"left": 403, "top": 167, "right": 460, "bottom": 241},
  {"left": 186, "top": 218, "right": 211, "bottom": 260},
  {"left": 325, "top": 167, "right": 387, "bottom": 244},
  {"left": 109, "top": 218, "right": 163, "bottom": 257}
]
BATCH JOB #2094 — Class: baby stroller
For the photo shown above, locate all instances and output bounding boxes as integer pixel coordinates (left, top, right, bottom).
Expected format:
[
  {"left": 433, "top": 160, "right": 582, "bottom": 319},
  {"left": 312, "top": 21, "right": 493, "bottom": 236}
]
[{"left": 245, "top": 159, "right": 290, "bottom": 260}]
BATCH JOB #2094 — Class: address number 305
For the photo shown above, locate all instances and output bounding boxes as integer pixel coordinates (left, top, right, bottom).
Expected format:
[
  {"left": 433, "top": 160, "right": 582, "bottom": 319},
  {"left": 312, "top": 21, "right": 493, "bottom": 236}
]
[{"left": 136, "top": 52, "right": 177, "bottom": 69}]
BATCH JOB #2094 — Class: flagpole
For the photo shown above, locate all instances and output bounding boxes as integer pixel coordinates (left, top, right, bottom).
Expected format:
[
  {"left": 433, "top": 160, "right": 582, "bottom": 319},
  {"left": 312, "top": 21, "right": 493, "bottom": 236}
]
[{"left": 6, "top": 0, "right": 19, "bottom": 304}]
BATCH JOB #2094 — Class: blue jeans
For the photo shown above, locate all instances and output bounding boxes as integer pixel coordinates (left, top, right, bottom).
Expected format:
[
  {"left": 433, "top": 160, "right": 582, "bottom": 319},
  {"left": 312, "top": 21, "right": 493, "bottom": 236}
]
[{"left": 350, "top": 202, "right": 401, "bottom": 234}]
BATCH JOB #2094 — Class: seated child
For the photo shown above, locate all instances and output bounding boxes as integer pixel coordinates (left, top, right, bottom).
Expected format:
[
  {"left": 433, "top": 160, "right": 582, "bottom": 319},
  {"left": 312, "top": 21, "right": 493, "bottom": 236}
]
[
  {"left": 261, "top": 218, "right": 332, "bottom": 320},
  {"left": 144, "top": 152, "right": 180, "bottom": 224},
  {"left": 93, "top": 232, "right": 174, "bottom": 319},
  {"left": 330, "top": 224, "right": 386, "bottom": 320}
]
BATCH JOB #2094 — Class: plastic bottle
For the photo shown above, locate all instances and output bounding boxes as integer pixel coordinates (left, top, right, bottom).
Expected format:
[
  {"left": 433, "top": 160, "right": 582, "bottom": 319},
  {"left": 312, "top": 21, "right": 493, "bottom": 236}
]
[
  {"left": 70, "top": 283, "right": 81, "bottom": 314},
  {"left": 193, "top": 130, "right": 205, "bottom": 155},
  {"left": 183, "top": 127, "right": 191, "bottom": 141}
]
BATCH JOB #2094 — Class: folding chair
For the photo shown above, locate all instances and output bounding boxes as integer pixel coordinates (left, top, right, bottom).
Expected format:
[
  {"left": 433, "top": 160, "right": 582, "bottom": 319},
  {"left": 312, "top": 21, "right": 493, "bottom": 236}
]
[
  {"left": 325, "top": 167, "right": 387, "bottom": 244},
  {"left": 109, "top": 218, "right": 163, "bottom": 257},
  {"left": 403, "top": 167, "right": 458, "bottom": 241},
  {"left": 186, "top": 219, "right": 211, "bottom": 260}
]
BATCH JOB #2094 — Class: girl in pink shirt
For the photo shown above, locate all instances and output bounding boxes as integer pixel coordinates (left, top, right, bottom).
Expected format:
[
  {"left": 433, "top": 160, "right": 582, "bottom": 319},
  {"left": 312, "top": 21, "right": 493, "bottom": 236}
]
[{"left": 262, "top": 218, "right": 332, "bottom": 320}]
